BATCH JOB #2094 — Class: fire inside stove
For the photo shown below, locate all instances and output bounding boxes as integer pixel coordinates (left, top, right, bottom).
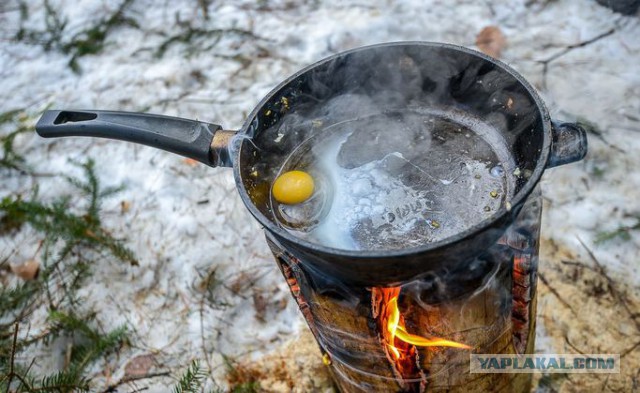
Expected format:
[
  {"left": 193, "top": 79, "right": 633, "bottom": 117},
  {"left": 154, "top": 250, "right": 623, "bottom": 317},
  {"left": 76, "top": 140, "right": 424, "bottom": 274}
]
[
  {"left": 267, "top": 189, "right": 541, "bottom": 392},
  {"left": 372, "top": 287, "right": 471, "bottom": 380}
]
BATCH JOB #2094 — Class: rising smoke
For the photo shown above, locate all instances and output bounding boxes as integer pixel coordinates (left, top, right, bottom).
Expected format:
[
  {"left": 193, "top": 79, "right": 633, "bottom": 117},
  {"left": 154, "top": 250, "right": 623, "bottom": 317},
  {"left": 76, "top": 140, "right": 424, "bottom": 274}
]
[{"left": 235, "top": 43, "right": 541, "bottom": 252}]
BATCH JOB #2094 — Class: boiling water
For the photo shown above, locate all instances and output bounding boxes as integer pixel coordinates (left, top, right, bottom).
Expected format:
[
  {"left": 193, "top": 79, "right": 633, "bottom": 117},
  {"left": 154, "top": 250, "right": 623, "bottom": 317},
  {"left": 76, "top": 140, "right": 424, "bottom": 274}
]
[{"left": 270, "top": 110, "right": 515, "bottom": 251}]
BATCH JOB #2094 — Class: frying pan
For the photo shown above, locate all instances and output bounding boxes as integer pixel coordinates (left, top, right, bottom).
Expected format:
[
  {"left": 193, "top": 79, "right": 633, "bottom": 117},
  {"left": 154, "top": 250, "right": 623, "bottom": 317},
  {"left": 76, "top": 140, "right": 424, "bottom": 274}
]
[{"left": 35, "top": 42, "right": 587, "bottom": 286}]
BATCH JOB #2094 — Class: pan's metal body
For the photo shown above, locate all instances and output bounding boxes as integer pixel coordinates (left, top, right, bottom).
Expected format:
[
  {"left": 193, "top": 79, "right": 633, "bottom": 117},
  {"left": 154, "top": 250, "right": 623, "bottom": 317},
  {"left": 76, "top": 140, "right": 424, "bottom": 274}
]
[{"left": 36, "top": 42, "right": 587, "bottom": 286}]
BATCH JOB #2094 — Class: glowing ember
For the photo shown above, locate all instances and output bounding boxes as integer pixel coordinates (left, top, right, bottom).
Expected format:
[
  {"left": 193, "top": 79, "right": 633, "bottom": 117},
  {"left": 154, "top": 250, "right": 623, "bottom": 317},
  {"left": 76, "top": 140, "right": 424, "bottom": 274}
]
[{"left": 373, "top": 287, "right": 471, "bottom": 378}]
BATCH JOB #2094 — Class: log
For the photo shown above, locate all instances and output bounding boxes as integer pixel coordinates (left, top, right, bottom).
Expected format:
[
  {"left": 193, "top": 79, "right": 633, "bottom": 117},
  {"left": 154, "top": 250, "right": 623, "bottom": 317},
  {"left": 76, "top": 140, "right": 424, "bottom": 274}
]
[
  {"left": 265, "top": 188, "right": 541, "bottom": 392},
  {"left": 268, "top": 237, "right": 403, "bottom": 392}
]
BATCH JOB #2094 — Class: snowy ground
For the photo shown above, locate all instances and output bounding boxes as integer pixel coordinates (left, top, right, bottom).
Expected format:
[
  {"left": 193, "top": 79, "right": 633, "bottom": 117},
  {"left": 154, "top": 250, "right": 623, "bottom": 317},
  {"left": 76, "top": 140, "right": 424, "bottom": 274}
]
[{"left": 1, "top": 0, "right": 639, "bottom": 391}]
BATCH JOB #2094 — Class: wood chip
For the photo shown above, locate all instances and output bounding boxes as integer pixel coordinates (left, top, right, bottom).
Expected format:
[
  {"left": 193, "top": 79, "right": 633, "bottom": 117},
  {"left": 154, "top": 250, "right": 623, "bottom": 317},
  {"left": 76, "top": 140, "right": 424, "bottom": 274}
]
[
  {"left": 252, "top": 290, "right": 268, "bottom": 322},
  {"left": 183, "top": 158, "right": 199, "bottom": 166},
  {"left": 10, "top": 259, "right": 40, "bottom": 281},
  {"left": 124, "top": 354, "right": 156, "bottom": 378},
  {"left": 476, "top": 26, "right": 507, "bottom": 58}
]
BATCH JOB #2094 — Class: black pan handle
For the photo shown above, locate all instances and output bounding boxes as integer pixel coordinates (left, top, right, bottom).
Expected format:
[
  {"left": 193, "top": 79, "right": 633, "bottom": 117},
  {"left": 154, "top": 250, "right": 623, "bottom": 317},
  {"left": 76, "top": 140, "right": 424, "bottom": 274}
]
[
  {"left": 36, "top": 110, "right": 236, "bottom": 167},
  {"left": 547, "top": 121, "right": 588, "bottom": 168}
]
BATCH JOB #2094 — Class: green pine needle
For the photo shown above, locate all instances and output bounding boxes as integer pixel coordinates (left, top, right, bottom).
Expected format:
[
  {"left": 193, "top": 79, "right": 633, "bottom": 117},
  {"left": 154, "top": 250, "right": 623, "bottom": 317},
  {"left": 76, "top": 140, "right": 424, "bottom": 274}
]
[
  {"left": 595, "top": 216, "right": 640, "bottom": 245},
  {"left": 0, "top": 158, "right": 137, "bottom": 266},
  {"left": 67, "top": 325, "right": 129, "bottom": 376},
  {"left": 173, "top": 360, "right": 207, "bottom": 393},
  {"left": 0, "top": 109, "right": 32, "bottom": 171},
  {"left": 230, "top": 382, "right": 260, "bottom": 393},
  {"left": 48, "top": 310, "right": 99, "bottom": 340},
  {"left": 36, "top": 370, "right": 90, "bottom": 392},
  {"left": 0, "top": 156, "right": 137, "bottom": 391},
  {"left": 0, "top": 282, "right": 40, "bottom": 321},
  {"left": 15, "top": 0, "right": 137, "bottom": 73}
]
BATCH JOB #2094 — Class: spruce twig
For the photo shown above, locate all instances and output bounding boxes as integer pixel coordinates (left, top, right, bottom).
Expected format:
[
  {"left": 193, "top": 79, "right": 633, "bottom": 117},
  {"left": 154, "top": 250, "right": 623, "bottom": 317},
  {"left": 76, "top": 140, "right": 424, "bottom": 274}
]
[
  {"left": 0, "top": 158, "right": 137, "bottom": 267},
  {"left": 4, "top": 323, "right": 19, "bottom": 392},
  {"left": 14, "top": 0, "right": 138, "bottom": 73},
  {"left": 2, "top": 324, "right": 34, "bottom": 392},
  {"left": 173, "top": 360, "right": 206, "bottom": 393},
  {"left": 0, "top": 109, "right": 32, "bottom": 173},
  {"left": 14, "top": 0, "right": 67, "bottom": 52},
  {"left": 154, "top": 27, "right": 259, "bottom": 58},
  {"left": 538, "top": 28, "right": 616, "bottom": 91},
  {"left": 0, "top": 158, "right": 137, "bottom": 391},
  {"left": 43, "top": 311, "right": 129, "bottom": 384},
  {"left": 0, "top": 281, "right": 40, "bottom": 329},
  {"left": 34, "top": 371, "right": 90, "bottom": 392},
  {"left": 595, "top": 215, "right": 640, "bottom": 244}
]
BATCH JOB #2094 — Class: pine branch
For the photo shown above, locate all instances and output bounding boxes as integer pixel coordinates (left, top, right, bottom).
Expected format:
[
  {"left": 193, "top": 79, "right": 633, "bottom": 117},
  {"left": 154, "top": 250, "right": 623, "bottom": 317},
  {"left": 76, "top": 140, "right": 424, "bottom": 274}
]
[
  {"left": 15, "top": 0, "right": 67, "bottom": 51},
  {"left": 62, "top": 0, "right": 139, "bottom": 72},
  {"left": 0, "top": 324, "right": 36, "bottom": 392},
  {"left": 47, "top": 310, "right": 99, "bottom": 341},
  {"left": 33, "top": 370, "right": 90, "bottom": 392},
  {"left": 14, "top": 0, "right": 138, "bottom": 73},
  {"left": 0, "top": 110, "right": 23, "bottom": 125},
  {"left": 4, "top": 323, "right": 20, "bottom": 391},
  {"left": 68, "top": 325, "right": 129, "bottom": 377},
  {"left": 0, "top": 282, "right": 40, "bottom": 322},
  {"left": 45, "top": 310, "right": 129, "bottom": 378},
  {"left": 0, "top": 158, "right": 137, "bottom": 266},
  {"left": 155, "top": 27, "right": 258, "bottom": 58},
  {"left": 0, "top": 157, "right": 136, "bottom": 392},
  {"left": 65, "top": 159, "right": 103, "bottom": 221},
  {"left": 595, "top": 216, "right": 640, "bottom": 244},
  {"left": 173, "top": 360, "right": 206, "bottom": 393},
  {"left": 0, "top": 109, "right": 32, "bottom": 172}
]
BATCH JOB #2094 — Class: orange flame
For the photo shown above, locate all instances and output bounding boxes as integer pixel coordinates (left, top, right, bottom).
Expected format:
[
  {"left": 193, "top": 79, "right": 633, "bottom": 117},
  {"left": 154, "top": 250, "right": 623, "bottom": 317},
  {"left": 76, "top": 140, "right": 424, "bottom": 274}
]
[
  {"left": 386, "top": 296, "right": 471, "bottom": 354},
  {"left": 374, "top": 287, "right": 470, "bottom": 366}
]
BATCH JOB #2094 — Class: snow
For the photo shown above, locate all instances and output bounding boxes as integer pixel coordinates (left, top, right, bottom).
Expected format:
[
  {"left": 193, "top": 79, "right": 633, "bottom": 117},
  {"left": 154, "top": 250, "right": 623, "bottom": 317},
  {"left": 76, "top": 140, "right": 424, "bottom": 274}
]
[{"left": 1, "top": 0, "right": 639, "bottom": 390}]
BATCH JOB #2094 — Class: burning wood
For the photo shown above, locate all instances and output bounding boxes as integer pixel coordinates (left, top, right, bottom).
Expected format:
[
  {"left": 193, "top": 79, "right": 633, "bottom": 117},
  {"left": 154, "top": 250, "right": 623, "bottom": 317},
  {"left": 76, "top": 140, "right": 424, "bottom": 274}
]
[
  {"left": 371, "top": 286, "right": 470, "bottom": 385},
  {"left": 266, "top": 188, "right": 542, "bottom": 392}
]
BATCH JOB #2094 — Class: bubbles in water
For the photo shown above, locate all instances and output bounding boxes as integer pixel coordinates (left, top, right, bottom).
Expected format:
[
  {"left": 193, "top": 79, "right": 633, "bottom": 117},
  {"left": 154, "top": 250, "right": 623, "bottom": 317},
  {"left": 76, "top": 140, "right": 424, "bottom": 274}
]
[
  {"left": 490, "top": 165, "right": 505, "bottom": 178},
  {"left": 269, "top": 110, "right": 515, "bottom": 251}
]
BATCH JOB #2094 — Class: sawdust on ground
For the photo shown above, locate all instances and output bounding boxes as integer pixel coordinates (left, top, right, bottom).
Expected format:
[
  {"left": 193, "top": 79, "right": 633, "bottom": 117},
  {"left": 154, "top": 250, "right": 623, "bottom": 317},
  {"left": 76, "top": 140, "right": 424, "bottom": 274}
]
[{"left": 245, "top": 236, "right": 640, "bottom": 392}]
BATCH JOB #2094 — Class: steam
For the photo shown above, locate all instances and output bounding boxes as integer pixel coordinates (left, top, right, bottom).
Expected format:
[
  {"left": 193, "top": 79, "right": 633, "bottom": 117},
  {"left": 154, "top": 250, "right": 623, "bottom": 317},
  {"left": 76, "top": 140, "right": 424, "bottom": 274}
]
[{"left": 238, "top": 44, "right": 538, "bottom": 251}]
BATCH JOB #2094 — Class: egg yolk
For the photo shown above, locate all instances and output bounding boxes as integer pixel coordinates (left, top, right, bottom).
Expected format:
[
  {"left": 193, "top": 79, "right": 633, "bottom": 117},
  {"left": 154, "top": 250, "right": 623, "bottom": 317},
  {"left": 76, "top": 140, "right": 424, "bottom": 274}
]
[{"left": 272, "top": 170, "right": 315, "bottom": 205}]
